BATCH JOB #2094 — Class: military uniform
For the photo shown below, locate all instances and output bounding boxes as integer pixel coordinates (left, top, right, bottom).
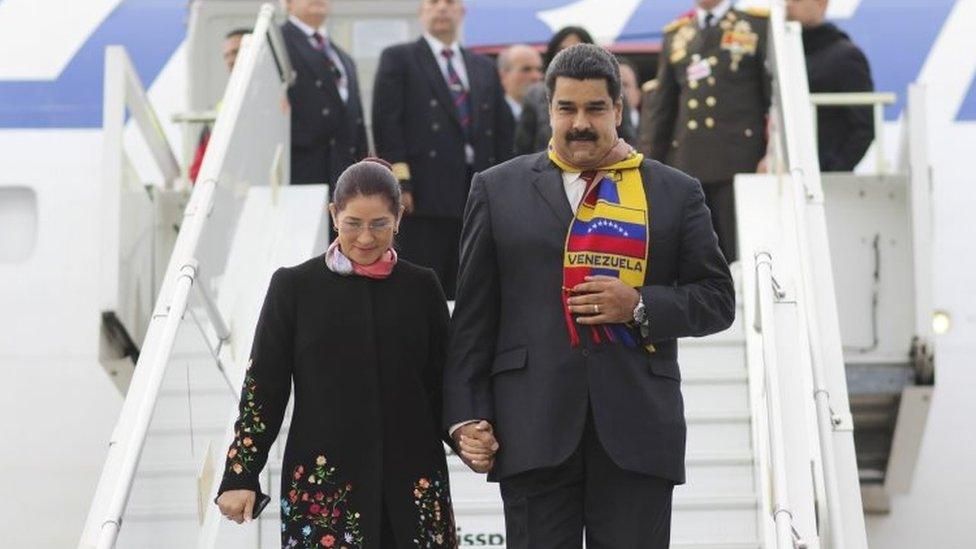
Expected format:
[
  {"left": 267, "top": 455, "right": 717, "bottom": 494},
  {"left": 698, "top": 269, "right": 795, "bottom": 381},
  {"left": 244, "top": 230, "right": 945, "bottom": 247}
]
[{"left": 642, "top": 7, "right": 770, "bottom": 262}]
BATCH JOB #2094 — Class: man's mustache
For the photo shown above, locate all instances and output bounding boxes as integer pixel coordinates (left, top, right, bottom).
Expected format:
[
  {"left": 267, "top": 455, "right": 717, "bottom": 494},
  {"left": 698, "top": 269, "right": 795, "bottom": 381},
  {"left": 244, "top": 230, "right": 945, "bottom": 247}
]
[{"left": 566, "top": 129, "right": 598, "bottom": 142}]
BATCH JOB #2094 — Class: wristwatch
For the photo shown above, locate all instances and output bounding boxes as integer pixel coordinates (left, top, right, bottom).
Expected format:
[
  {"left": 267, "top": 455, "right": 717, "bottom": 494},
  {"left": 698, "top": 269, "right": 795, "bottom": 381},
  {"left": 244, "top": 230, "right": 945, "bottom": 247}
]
[{"left": 632, "top": 293, "right": 649, "bottom": 338}]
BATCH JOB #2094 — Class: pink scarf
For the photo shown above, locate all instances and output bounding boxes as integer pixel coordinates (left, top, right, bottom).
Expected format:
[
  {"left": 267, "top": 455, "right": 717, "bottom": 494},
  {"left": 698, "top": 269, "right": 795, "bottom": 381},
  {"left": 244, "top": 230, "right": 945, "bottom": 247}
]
[{"left": 325, "top": 241, "right": 398, "bottom": 279}]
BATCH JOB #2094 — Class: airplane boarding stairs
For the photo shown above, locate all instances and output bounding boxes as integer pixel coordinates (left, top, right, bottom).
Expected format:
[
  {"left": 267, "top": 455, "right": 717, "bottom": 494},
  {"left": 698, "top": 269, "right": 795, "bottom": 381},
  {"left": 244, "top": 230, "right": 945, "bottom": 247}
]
[{"left": 83, "top": 3, "right": 938, "bottom": 548}]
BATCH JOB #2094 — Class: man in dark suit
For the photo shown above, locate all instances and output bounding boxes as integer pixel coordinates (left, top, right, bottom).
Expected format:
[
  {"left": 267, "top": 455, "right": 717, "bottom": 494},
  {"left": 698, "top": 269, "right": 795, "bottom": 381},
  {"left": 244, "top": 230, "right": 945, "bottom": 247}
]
[
  {"left": 788, "top": 0, "right": 875, "bottom": 171},
  {"left": 372, "top": 0, "right": 514, "bottom": 299},
  {"left": 281, "top": 0, "right": 367, "bottom": 185},
  {"left": 642, "top": 0, "right": 771, "bottom": 262},
  {"left": 445, "top": 44, "right": 734, "bottom": 548}
]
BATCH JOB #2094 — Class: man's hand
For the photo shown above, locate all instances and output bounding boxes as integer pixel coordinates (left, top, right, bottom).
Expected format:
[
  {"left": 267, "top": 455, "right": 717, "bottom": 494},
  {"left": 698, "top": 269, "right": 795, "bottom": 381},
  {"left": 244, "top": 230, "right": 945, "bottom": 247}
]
[
  {"left": 568, "top": 276, "right": 640, "bottom": 325},
  {"left": 452, "top": 420, "right": 499, "bottom": 473},
  {"left": 217, "top": 489, "right": 256, "bottom": 524},
  {"left": 402, "top": 190, "right": 415, "bottom": 214}
]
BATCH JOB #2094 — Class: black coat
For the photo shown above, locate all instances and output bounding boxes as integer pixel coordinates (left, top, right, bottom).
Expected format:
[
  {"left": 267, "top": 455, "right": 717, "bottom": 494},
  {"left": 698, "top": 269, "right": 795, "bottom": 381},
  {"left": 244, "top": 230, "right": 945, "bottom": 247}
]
[
  {"left": 282, "top": 21, "right": 368, "bottom": 185},
  {"left": 218, "top": 259, "right": 457, "bottom": 548},
  {"left": 643, "top": 9, "right": 771, "bottom": 183},
  {"left": 372, "top": 38, "right": 515, "bottom": 219},
  {"left": 443, "top": 152, "right": 735, "bottom": 484},
  {"left": 803, "top": 23, "right": 875, "bottom": 172}
]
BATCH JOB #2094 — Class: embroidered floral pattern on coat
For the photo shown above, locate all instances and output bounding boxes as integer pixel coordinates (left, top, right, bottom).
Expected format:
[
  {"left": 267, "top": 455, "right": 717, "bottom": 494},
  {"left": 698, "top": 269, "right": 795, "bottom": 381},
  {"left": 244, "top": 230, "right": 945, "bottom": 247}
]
[
  {"left": 412, "top": 472, "right": 456, "bottom": 547},
  {"left": 280, "top": 454, "right": 365, "bottom": 548},
  {"left": 227, "top": 359, "right": 267, "bottom": 475}
]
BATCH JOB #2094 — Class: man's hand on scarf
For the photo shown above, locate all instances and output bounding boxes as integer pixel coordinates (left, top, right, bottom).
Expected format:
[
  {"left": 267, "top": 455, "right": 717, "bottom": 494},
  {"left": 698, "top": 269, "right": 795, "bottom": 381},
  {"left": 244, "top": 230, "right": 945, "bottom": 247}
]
[
  {"left": 568, "top": 276, "right": 641, "bottom": 325},
  {"left": 452, "top": 420, "right": 498, "bottom": 474}
]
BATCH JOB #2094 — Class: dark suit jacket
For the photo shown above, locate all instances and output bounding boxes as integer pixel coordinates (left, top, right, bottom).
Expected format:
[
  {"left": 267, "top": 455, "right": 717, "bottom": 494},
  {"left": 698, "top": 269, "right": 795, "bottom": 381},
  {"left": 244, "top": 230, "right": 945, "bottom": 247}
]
[
  {"left": 803, "top": 23, "right": 874, "bottom": 171},
  {"left": 282, "top": 21, "right": 368, "bottom": 185},
  {"left": 443, "top": 152, "right": 735, "bottom": 484},
  {"left": 643, "top": 9, "right": 770, "bottom": 183},
  {"left": 372, "top": 38, "right": 515, "bottom": 219}
]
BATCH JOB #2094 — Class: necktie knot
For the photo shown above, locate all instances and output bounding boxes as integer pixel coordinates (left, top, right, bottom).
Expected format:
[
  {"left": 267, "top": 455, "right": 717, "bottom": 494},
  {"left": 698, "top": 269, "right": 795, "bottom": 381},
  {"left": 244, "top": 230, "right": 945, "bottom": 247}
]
[
  {"left": 311, "top": 32, "right": 325, "bottom": 51},
  {"left": 704, "top": 12, "right": 715, "bottom": 28},
  {"left": 581, "top": 170, "right": 599, "bottom": 185},
  {"left": 441, "top": 48, "right": 454, "bottom": 60}
]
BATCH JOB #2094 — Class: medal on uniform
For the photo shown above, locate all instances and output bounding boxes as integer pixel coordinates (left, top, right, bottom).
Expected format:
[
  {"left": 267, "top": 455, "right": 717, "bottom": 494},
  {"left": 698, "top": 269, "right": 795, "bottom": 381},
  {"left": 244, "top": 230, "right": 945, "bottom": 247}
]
[
  {"left": 721, "top": 19, "right": 758, "bottom": 72},
  {"left": 686, "top": 54, "right": 712, "bottom": 84},
  {"left": 670, "top": 25, "right": 696, "bottom": 63}
]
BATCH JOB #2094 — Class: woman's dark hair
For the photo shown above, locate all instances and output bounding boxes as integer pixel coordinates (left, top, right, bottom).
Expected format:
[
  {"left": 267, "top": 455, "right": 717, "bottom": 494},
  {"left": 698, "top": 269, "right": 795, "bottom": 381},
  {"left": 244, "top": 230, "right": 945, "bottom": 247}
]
[
  {"left": 332, "top": 158, "right": 402, "bottom": 215},
  {"left": 543, "top": 26, "right": 595, "bottom": 69},
  {"left": 545, "top": 43, "right": 621, "bottom": 103}
]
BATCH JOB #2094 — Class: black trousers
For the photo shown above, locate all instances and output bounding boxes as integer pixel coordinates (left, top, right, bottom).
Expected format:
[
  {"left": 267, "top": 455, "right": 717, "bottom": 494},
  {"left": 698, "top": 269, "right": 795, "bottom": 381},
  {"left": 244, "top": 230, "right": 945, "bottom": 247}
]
[
  {"left": 397, "top": 216, "right": 462, "bottom": 300},
  {"left": 499, "top": 408, "right": 674, "bottom": 549},
  {"left": 702, "top": 179, "right": 737, "bottom": 263}
]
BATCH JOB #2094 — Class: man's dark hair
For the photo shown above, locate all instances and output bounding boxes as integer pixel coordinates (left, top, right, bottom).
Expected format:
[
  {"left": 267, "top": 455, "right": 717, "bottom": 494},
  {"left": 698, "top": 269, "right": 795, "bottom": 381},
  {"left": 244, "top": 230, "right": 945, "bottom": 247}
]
[
  {"left": 225, "top": 27, "right": 252, "bottom": 40},
  {"left": 545, "top": 44, "right": 621, "bottom": 103},
  {"left": 543, "top": 26, "right": 595, "bottom": 69},
  {"left": 333, "top": 158, "right": 402, "bottom": 215}
]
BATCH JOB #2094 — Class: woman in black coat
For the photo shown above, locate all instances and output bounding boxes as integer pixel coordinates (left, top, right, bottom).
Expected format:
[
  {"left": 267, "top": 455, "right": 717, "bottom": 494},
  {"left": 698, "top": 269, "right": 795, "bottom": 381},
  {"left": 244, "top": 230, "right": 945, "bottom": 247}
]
[{"left": 216, "top": 158, "right": 457, "bottom": 548}]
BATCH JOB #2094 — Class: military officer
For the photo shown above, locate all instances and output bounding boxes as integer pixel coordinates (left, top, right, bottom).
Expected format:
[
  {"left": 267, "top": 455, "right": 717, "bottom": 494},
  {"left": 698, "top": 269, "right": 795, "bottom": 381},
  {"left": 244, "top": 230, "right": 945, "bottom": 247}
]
[{"left": 642, "top": 0, "right": 770, "bottom": 262}]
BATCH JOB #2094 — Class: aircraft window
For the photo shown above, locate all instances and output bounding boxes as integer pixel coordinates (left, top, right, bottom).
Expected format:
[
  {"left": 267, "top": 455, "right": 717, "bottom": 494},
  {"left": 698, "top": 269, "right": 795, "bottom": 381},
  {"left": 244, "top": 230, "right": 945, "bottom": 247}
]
[{"left": 0, "top": 186, "right": 38, "bottom": 263}]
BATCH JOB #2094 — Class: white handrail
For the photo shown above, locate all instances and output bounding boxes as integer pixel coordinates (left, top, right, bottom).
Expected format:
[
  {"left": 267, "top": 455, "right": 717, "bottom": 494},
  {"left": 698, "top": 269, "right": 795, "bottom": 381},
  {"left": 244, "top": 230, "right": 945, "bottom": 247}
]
[
  {"left": 768, "top": 2, "right": 867, "bottom": 547},
  {"left": 79, "top": 5, "right": 290, "bottom": 547},
  {"left": 809, "top": 92, "right": 897, "bottom": 174},
  {"left": 754, "top": 251, "right": 805, "bottom": 549}
]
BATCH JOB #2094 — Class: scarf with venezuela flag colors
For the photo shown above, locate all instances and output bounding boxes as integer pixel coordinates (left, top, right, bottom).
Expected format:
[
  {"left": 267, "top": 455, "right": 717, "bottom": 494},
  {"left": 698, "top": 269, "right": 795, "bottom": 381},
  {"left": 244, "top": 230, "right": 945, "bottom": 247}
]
[{"left": 548, "top": 138, "right": 653, "bottom": 352}]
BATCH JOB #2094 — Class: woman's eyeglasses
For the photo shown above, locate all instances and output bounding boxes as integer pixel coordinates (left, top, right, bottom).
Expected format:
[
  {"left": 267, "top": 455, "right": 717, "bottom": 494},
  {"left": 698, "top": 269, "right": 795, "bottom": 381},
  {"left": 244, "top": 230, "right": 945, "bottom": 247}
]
[{"left": 337, "top": 219, "right": 395, "bottom": 235}]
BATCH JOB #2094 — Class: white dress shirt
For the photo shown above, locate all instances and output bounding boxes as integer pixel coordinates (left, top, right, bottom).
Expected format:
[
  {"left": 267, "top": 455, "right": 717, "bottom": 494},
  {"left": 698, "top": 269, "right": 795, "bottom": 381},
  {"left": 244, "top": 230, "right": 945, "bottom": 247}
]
[
  {"left": 288, "top": 15, "right": 349, "bottom": 103},
  {"left": 505, "top": 95, "right": 523, "bottom": 120},
  {"left": 422, "top": 32, "right": 475, "bottom": 165},
  {"left": 696, "top": 0, "right": 733, "bottom": 28}
]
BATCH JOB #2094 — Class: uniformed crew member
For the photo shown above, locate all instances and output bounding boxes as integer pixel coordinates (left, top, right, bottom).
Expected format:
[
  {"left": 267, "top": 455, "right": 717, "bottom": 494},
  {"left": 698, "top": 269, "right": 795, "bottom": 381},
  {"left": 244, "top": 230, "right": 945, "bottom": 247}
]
[
  {"left": 280, "top": 0, "right": 368, "bottom": 186},
  {"left": 372, "top": 0, "right": 514, "bottom": 298},
  {"left": 642, "top": 0, "right": 770, "bottom": 262}
]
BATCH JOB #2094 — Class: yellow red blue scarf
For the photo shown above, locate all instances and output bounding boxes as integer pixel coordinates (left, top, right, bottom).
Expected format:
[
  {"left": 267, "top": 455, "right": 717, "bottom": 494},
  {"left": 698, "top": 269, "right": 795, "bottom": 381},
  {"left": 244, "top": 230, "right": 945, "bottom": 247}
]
[{"left": 548, "top": 139, "right": 650, "bottom": 350}]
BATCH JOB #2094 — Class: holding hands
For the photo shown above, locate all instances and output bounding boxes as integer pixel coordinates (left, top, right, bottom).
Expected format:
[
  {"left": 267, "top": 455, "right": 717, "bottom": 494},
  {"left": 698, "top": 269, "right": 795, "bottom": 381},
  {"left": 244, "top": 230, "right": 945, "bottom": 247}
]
[{"left": 452, "top": 420, "right": 499, "bottom": 474}]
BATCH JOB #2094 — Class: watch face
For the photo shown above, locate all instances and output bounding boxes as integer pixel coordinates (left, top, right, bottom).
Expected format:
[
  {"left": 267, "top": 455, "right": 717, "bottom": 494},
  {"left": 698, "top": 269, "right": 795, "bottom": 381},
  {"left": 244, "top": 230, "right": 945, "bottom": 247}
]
[{"left": 634, "top": 303, "right": 647, "bottom": 324}]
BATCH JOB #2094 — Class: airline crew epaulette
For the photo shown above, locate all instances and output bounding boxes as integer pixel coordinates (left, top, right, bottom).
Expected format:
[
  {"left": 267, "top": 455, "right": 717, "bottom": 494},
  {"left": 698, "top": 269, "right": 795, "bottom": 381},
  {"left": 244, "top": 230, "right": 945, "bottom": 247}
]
[{"left": 663, "top": 13, "right": 695, "bottom": 34}]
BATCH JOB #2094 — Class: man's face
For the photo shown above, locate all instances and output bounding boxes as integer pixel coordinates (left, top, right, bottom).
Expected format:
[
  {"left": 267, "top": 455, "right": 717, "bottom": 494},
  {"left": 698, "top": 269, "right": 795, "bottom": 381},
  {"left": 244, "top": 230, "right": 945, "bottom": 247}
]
[
  {"left": 549, "top": 77, "right": 623, "bottom": 168},
  {"left": 619, "top": 64, "right": 640, "bottom": 110},
  {"left": 288, "top": 0, "right": 330, "bottom": 23},
  {"left": 222, "top": 34, "right": 244, "bottom": 71},
  {"left": 419, "top": 0, "right": 465, "bottom": 38},
  {"left": 787, "top": 0, "right": 828, "bottom": 28},
  {"left": 501, "top": 47, "right": 543, "bottom": 102}
]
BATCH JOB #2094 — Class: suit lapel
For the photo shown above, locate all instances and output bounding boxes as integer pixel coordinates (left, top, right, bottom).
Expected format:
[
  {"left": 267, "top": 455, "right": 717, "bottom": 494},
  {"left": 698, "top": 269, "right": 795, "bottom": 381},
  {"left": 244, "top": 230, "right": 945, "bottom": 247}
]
[
  {"left": 414, "top": 38, "right": 462, "bottom": 131},
  {"left": 461, "top": 48, "right": 482, "bottom": 132},
  {"left": 531, "top": 154, "right": 574, "bottom": 227},
  {"left": 284, "top": 21, "right": 344, "bottom": 105}
]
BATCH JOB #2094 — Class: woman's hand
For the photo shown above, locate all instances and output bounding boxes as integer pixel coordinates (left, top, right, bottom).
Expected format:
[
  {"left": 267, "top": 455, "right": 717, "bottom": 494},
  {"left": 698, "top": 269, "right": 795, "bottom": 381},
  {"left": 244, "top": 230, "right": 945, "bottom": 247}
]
[{"left": 217, "top": 489, "right": 256, "bottom": 524}]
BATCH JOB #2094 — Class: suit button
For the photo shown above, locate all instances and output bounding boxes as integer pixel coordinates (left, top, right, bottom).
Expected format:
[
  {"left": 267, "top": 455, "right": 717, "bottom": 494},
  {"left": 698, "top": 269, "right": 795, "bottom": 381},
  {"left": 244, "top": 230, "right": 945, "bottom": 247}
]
[
  {"left": 330, "top": 138, "right": 336, "bottom": 146},
  {"left": 705, "top": 117, "right": 715, "bottom": 128},
  {"left": 357, "top": 117, "right": 363, "bottom": 125},
  {"left": 707, "top": 76, "right": 716, "bottom": 86},
  {"left": 582, "top": 349, "right": 591, "bottom": 357},
  {"left": 429, "top": 150, "right": 437, "bottom": 158},
  {"left": 322, "top": 108, "right": 330, "bottom": 116},
  {"left": 672, "top": 140, "right": 680, "bottom": 148},
  {"left": 431, "top": 122, "right": 440, "bottom": 131},
  {"left": 430, "top": 99, "right": 438, "bottom": 108},
  {"left": 745, "top": 128, "right": 754, "bottom": 137},
  {"left": 689, "top": 80, "right": 699, "bottom": 90},
  {"left": 486, "top": 128, "right": 493, "bottom": 137},
  {"left": 687, "top": 99, "right": 699, "bottom": 109},
  {"left": 708, "top": 56, "right": 718, "bottom": 66},
  {"left": 687, "top": 119, "right": 698, "bottom": 130},
  {"left": 706, "top": 96, "right": 717, "bottom": 107},
  {"left": 349, "top": 147, "right": 356, "bottom": 154},
  {"left": 315, "top": 80, "right": 323, "bottom": 88}
]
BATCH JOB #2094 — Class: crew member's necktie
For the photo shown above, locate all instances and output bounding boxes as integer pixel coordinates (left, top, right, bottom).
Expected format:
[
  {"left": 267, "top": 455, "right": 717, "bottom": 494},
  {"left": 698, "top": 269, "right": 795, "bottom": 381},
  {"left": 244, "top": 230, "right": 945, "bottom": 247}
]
[
  {"left": 311, "top": 32, "right": 341, "bottom": 80},
  {"left": 441, "top": 48, "right": 472, "bottom": 141}
]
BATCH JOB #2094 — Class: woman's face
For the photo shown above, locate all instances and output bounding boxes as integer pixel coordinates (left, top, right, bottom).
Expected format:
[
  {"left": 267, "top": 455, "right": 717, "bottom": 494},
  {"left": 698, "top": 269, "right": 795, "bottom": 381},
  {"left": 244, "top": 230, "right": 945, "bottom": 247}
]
[{"left": 329, "top": 194, "right": 401, "bottom": 265}]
